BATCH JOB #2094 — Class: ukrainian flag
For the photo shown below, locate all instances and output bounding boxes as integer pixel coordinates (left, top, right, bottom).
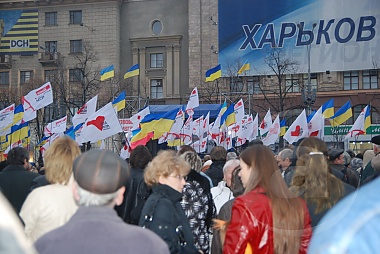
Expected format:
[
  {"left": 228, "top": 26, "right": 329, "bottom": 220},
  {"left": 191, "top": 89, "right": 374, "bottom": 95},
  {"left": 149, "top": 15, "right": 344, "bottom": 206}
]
[
  {"left": 364, "top": 105, "right": 371, "bottom": 132},
  {"left": 205, "top": 64, "right": 222, "bottom": 82},
  {"left": 100, "top": 65, "right": 115, "bottom": 81},
  {"left": 131, "top": 108, "right": 179, "bottom": 148},
  {"left": 322, "top": 98, "right": 334, "bottom": 118},
  {"left": 124, "top": 64, "right": 140, "bottom": 79},
  {"left": 9, "top": 121, "right": 29, "bottom": 143},
  {"left": 330, "top": 101, "right": 352, "bottom": 127},
  {"left": 238, "top": 60, "right": 250, "bottom": 75},
  {"left": 220, "top": 103, "right": 236, "bottom": 127},
  {"left": 112, "top": 91, "right": 126, "bottom": 112},
  {"left": 280, "top": 119, "right": 286, "bottom": 136}
]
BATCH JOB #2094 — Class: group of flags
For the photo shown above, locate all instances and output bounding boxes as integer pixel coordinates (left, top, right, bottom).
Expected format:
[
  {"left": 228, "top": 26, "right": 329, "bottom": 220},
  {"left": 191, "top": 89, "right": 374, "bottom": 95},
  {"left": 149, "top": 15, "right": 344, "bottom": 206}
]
[
  {"left": 99, "top": 64, "right": 140, "bottom": 81},
  {"left": 0, "top": 76, "right": 373, "bottom": 161},
  {"left": 205, "top": 60, "right": 250, "bottom": 82}
]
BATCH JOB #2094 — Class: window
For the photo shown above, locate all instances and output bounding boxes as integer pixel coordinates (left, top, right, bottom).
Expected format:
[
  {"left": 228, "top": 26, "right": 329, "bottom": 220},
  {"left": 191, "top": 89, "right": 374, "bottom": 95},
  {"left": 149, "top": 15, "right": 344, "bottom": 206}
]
[
  {"left": 247, "top": 76, "right": 261, "bottom": 94},
  {"left": 363, "top": 70, "right": 378, "bottom": 89},
  {"left": 69, "top": 69, "right": 83, "bottom": 82},
  {"left": 285, "top": 74, "right": 300, "bottom": 93},
  {"left": 70, "top": 10, "right": 82, "bottom": 24},
  {"left": 303, "top": 73, "right": 317, "bottom": 91},
  {"left": 20, "top": 71, "right": 33, "bottom": 84},
  {"left": 150, "top": 79, "right": 163, "bottom": 99},
  {"left": 150, "top": 53, "right": 163, "bottom": 68},
  {"left": 45, "top": 41, "right": 57, "bottom": 53},
  {"left": 0, "top": 72, "right": 9, "bottom": 85},
  {"left": 70, "top": 40, "right": 82, "bottom": 54},
  {"left": 152, "top": 20, "right": 162, "bottom": 35},
  {"left": 44, "top": 70, "right": 57, "bottom": 82},
  {"left": 343, "top": 71, "right": 359, "bottom": 90},
  {"left": 45, "top": 12, "right": 57, "bottom": 26},
  {"left": 230, "top": 77, "right": 243, "bottom": 92}
]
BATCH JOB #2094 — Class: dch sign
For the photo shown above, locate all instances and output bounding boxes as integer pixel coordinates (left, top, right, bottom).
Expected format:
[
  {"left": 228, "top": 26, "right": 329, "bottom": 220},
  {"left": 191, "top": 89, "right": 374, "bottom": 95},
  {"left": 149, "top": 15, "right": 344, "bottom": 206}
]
[{"left": 10, "top": 39, "right": 30, "bottom": 48}]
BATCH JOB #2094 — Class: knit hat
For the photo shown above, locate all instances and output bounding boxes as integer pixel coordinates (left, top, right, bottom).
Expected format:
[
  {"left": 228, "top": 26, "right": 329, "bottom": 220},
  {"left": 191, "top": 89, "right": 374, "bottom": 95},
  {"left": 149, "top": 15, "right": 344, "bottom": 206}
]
[
  {"left": 73, "top": 150, "right": 129, "bottom": 194},
  {"left": 350, "top": 158, "right": 363, "bottom": 170}
]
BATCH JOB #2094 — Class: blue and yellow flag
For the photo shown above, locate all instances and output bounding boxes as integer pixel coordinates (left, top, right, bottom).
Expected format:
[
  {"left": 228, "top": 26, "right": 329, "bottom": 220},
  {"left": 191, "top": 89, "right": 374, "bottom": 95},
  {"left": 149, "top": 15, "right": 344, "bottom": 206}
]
[
  {"left": 220, "top": 103, "right": 236, "bottom": 127},
  {"left": 8, "top": 121, "right": 29, "bottom": 143},
  {"left": 364, "top": 105, "right": 371, "bottom": 132},
  {"left": 112, "top": 91, "right": 126, "bottom": 112},
  {"left": 322, "top": 98, "right": 334, "bottom": 119},
  {"left": 205, "top": 64, "right": 222, "bottom": 82},
  {"left": 330, "top": 101, "right": 352, "bottom": 127},
  {"left": 124, "top": 64, "right": 140, "bottom": 79},
  {"left": 100, "top": 65, "right": 115, "bottom": 81},
  {"left": 280, "top": 119, "right": 286, "bottom": 136},
  {"left": 238, "top": 60, "right": 250, "bottom": 75}
]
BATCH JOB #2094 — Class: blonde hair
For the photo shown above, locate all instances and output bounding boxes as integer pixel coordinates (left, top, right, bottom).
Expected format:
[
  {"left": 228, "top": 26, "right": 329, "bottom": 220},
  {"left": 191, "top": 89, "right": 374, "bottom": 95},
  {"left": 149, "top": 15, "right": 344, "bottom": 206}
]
[
  {"left": 240, "top": 145, "right": 305, "bottom": 254},
  {"left": 44, "top": 136, "right": 81, "bottom": 184},
  {"left": 290, "top": 137, "right": 344, "bottom": 213},
  {"left": 144, "top": 150, "right": 190, "bottom": 187}
]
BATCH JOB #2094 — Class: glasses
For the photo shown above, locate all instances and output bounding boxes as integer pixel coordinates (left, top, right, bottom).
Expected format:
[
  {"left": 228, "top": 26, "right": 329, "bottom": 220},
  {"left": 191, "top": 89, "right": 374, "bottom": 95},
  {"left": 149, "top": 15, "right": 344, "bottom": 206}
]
[{"left": 169, "top": 175, "right": 188, "bottom": 181}]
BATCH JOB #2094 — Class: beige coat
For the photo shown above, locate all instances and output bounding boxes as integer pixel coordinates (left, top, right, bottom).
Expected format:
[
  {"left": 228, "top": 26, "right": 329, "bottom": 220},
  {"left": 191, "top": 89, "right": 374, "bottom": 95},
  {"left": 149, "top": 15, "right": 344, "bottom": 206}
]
[{"left": 20, "top": 184, "right": 78, "bottom": 242}]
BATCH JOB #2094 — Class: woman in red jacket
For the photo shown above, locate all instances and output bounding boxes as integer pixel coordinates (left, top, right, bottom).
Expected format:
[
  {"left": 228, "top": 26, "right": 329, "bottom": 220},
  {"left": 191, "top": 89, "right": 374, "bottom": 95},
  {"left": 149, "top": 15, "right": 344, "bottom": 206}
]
[{"left": 223, "top": 145, "right": 312, "bottom": 254}]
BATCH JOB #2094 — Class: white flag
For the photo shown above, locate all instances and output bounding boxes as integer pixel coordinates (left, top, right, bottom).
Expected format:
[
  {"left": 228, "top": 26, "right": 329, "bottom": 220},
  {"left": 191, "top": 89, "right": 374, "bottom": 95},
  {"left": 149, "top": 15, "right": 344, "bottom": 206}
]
[
  {"left": 284, "top": 110, "right": 308, "bottom": 145},
  {"left": 186, "top": 87, "right": 199, "bottom": 115},
  {"left": 44, "top": 116, "right": 67, "bottom": 136},
  {"left": 236, "top": 115, "right": 251, "bottom": 146},
  {"left": 191, "top": 138, "right": 208, "bottom": 153},
  {"left": 262, "top": 115, "right": 280, "bottom": 146},
  {"left": 234, "top": 99, "right": 245, "bottom": 125},
  {"left": 81, "top": 103, "right": 123, "bottom": 143},
  {"left": 0, "top": 104, "right": 14, "bottom": 135},
  {"left": 308, "top": 107, "right": 324, "bottom": 138},
  {"left": 22, "top": 82, "right": 53, "bottom": 122},
  {"left": 120, "top": 142, "right": 132, "bottom": 160},
  {"left": 259, "top": 109, "right": 272, "bottom": 136},
  {"left": 251, "top": 113, "right": 259, "bottom": 141},
  {"left": 130, "top": 107, "right": 150, "bottom": 130},
  {"left": 72, "top": 95, "right": 98, "bottom": 127},
  {"left": 180, "top": 115, "right": 193, "bottom": 145},
  {"left": 345, "top": 105, "right": 369, "bottom": 139}
]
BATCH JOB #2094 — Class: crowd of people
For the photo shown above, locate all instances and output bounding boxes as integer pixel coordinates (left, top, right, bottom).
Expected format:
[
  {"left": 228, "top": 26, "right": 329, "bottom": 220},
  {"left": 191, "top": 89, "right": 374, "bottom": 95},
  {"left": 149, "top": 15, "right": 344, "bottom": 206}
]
[{"left": 0, "top": 134, "right": 380, "bottom": 253}]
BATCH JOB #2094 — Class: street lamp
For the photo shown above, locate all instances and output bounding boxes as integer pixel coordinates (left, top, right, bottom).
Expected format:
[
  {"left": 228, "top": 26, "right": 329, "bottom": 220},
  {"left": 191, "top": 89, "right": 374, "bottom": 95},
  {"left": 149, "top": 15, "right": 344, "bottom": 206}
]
[{"left": 298, "top": 23, "right": 317, "bottom": 110}]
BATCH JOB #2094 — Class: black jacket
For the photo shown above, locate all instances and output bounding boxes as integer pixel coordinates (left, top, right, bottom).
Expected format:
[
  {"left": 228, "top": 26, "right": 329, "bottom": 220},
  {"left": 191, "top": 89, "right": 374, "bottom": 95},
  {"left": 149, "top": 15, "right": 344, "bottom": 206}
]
[
  {"left": 0, "top": 165, "right": 39, "bottom": 213},
  {"left": 139, "top": 184, "right": 198, "bottom": 254},
  {"left": 115, "top": 167, "right": 150, "bottom": 224},
  {"left": 205, "top": 161, "right": 225, "bottom": 187}
]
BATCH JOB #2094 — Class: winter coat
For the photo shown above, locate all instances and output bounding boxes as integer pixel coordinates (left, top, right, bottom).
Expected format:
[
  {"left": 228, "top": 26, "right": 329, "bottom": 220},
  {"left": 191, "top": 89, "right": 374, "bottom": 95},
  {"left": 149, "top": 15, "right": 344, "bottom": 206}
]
[
  {"left": 181, "top": 170, "right": 216, "bottom": 254},
  {"left": 20, "top": 184, "right": 78, "bottom": 242},
  {"left": 205, "top": 160, "right": 225, "bottom": 187},
  {"left": 223, "top": 187, "right": 312, "bottom": 254},
  {"left": 0, "top": 165, "right": 39, "bottom": 213},
  {"left": 139, "top": 184, "right": 198, "bottom": 254}
]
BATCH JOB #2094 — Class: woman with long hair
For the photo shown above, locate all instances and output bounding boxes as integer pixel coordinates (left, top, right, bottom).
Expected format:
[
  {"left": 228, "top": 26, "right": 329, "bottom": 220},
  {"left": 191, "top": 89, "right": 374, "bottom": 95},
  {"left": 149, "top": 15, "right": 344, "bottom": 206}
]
[
  {"left": 290, "top": 137, "right": 351, "bottom": 227},
  {"left": 223, "top": 145, "right": 311, "bottom": 254}
]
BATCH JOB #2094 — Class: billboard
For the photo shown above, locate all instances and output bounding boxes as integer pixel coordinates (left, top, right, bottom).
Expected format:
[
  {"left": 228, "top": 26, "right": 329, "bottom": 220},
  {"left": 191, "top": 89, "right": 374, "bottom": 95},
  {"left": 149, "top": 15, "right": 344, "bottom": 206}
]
[
  {"left": 0, "top": 9, "right": 38, "bottom": 55},
  {"left": 218, "top": 0, "right": 380, "bottom": 75}
]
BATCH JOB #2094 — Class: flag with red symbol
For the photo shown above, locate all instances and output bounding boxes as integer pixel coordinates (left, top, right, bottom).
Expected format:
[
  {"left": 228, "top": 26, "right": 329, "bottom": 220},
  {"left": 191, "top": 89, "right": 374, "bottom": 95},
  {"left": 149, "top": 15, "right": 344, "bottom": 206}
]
[{"left": 284, "top": 109, "right": 308, "bottom": 144}]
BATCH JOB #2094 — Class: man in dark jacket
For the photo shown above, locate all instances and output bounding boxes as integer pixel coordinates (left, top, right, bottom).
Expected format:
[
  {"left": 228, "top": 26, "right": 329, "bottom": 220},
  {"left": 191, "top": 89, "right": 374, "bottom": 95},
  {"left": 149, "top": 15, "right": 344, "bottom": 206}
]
[
  {"left": 361, "top": 135, "right": 380, "bottom": 183},
  {"left": 35, "top": 150, "right": 169, "bottom": 254},
  {"left": 328, "top": 148, "right": 359, "bottom": 188},
  {"left": 205, "top": 146, "right": 227, "bottom": 187},
  {"left": 0, "top": 147, "right": 39, "bottom": 213}
]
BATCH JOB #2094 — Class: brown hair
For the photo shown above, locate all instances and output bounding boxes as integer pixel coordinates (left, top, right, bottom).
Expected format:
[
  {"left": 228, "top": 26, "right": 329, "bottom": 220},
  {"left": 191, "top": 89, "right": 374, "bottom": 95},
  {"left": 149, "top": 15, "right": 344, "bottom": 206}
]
[
  {"left": 129, "top": 145, "right": 152, "bottom": 170},
  {"left": 44, "top": 136, "right": 81, "bottom": 184},
  {"left": 177, "top": 145, "right": 196, "bottom": 156},
  {"left": 240, "top": 145, "right": 305, "bottom": 254},
  {"left": 210, "top": 146, "right": 227, "bottom": 162},
  {"left": 180, "top": 151, "right": 202, "bottom": 172},
  {"left": 144, "top": 150, "right": 190, "bottom": 187},
  {"left": 290, "top": 137, "right": 344, "bottom": 213}
]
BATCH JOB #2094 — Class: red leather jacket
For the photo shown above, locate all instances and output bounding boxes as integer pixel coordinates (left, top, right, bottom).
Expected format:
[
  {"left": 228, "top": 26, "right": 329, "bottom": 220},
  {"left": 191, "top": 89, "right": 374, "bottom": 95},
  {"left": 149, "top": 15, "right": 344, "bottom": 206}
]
[{"left": 223, "top": 187, "right": 312, "bottom": 254}]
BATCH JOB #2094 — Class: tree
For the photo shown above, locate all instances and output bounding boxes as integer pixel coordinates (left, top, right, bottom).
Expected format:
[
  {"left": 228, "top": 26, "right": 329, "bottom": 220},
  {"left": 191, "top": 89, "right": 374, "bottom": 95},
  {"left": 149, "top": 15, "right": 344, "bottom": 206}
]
[{"left": 257, "top": 47, "right": 301, "bottom": 115}]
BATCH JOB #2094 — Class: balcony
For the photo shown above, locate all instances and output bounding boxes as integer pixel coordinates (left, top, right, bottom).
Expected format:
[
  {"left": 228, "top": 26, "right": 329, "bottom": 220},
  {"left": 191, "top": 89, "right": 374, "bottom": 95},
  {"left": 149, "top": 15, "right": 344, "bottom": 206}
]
[
  {"left": 38, "top": 51, "right": 60, "bottom": 66},
  {"left": 0, "top": 55, "right": 12, "bottom": 68}
]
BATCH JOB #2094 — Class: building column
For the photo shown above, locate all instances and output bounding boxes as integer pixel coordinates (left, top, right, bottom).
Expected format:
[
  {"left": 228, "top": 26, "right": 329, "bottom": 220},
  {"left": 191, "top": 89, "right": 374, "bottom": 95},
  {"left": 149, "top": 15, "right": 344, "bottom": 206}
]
[
  {"left": 173, "top": 42, "right": 180, "bottom": 97},
  {"left": 166, "top": 45, "right": 173, "bottom": 97},
  {"left": 139, "top": 47, "right": 146, "bottom": 97}
]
